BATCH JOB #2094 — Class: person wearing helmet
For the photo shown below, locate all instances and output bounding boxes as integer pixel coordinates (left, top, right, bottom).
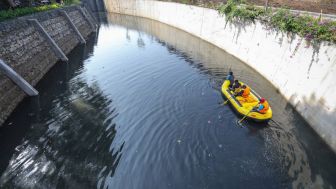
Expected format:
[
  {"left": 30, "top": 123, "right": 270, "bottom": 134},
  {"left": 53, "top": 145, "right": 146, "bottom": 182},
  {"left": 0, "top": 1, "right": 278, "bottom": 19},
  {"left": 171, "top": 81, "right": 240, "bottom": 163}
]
[
  {"left": 254, "top": 98, "right": 270, "bottom": 114},
  {"left": 226, "top": 71, "right": 234, "bottom": 88}
]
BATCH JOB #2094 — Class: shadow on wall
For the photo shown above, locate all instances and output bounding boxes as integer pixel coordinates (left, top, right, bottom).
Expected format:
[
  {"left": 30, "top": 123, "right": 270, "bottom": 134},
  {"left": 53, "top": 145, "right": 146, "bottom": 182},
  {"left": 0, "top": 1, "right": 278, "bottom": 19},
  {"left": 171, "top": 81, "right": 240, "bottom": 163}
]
[
  {"left": 289, "top": 92, "right": 336, "bottom": 151},
  {"left": 264, "top": 27, "right": 324, "bottom": 76},
  {"left": 225, "top": 17, "right": 325, "bottom": 70},
  {"left": 224, "top": 18, "right": 255, "bottom": 44}
]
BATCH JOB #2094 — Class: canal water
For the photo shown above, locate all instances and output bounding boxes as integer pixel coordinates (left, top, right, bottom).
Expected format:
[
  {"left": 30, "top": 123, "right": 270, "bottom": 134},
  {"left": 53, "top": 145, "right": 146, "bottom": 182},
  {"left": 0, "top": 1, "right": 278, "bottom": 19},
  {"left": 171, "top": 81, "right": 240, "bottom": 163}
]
[{"left": 0, "top": 13, "right": 335, "bottom": 189}]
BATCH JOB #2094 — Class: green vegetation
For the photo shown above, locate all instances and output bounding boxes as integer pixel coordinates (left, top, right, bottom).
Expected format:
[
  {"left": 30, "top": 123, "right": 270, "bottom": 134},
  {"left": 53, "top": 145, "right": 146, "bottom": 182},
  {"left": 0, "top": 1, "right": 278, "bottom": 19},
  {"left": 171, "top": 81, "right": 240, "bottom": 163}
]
[
  {"left": 63, "top": 0, "right": 81, "bottom": 5},
  {"left": 217, "top": 0, "right": 336, "bottom": 43},
  {"left": 270, "top": 9, "right": 336, "bottom": 42},
  {"left": 0, "top": 4, "right": 61, "bottom": 22},
  {"left": 218, "top": 0, "right": 267, "bottom": 21},
  {"left": 180, "top": 0, "right": 191, "bottom": 4},
  {"left": 0, "top": 0, "right": 82, "bottom": 22}
]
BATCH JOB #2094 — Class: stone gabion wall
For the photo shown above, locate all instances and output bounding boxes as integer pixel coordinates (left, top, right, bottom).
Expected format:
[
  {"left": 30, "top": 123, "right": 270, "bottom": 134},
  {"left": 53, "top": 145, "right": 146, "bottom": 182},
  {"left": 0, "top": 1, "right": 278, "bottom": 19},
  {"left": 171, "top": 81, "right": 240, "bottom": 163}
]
[
  {"left": 0, "top": 6, "right": 97, "bottom": 125},
  {"left": 39, "top": 12, "right": 79, "bottom": 55},
  {"left": 68, "top": 9, "right": 93, "bottom": 38}
]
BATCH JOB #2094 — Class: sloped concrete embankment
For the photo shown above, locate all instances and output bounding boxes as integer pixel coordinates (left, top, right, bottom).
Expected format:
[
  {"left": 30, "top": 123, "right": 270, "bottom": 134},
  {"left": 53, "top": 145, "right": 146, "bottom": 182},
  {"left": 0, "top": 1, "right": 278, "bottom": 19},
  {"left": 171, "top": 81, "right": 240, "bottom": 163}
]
[
  {"left": 103, "top": 0, "right": 336, "bottom": 152},
  {"left": 0, "top": 5, "right": 97, "bottom": 125}
]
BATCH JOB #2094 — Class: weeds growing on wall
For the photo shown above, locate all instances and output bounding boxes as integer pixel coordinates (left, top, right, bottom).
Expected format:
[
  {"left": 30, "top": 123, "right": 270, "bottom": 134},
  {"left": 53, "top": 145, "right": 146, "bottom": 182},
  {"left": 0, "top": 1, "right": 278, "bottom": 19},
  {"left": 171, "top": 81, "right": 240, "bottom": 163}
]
[
  {"left": 217, "top": 0, "right": 267, "bottom": 21},
  {"left": 217, "top": 0, "right": 336, "bottom": 43},
  {"left": 0, "top": 4, "right": 61, "bottom": 22},
  {"left": 0, "top": 0, "right": 82, "bottom": 22},
  {"left": 270, "top": 9, "right": 336, "bottom": 42}
]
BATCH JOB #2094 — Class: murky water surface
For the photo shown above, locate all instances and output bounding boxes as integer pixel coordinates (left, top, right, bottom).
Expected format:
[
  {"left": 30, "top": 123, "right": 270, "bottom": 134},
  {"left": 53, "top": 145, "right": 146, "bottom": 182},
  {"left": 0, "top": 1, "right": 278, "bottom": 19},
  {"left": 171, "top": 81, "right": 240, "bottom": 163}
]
[{"left": 0, "top": 13, "right": 335, "bottom": 189}]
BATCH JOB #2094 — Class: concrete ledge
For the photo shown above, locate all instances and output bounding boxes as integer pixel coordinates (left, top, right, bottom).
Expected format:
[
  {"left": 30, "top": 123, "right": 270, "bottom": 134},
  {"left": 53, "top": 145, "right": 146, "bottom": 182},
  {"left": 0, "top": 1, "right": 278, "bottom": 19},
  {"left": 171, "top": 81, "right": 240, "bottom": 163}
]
[
  {"left": 28, "top": 19, "right": 69, "bottom": 62},
  {"left": 59, "top": 10, "right": 86, "bottom": 44},
  {"left": 0, "top": 59, "right": 38, "bottom": 96}
]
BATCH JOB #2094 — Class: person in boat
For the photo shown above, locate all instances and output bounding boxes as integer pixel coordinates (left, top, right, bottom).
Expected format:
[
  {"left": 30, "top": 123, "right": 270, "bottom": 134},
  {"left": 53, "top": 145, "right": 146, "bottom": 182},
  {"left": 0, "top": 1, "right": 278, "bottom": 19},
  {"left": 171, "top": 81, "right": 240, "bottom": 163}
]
[
  {"left": 235, "top": 85, "right": 250, "bottom": 98},
  {"left": 226, "top": 71, "right": 234, "bottom": 88},
  {"left": 230, "top": 79, "right": 241, "bottom": 93},
  {"left": 254, "top": 98, "right": 270, "bottom": 114}
]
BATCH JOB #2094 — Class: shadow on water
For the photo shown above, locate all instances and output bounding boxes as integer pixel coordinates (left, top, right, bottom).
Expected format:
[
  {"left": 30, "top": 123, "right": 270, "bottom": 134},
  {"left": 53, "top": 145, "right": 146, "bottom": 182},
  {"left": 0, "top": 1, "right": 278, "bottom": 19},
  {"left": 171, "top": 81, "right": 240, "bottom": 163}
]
[{"left": 0, "top": 31, "right": 123, "bottom": 188}]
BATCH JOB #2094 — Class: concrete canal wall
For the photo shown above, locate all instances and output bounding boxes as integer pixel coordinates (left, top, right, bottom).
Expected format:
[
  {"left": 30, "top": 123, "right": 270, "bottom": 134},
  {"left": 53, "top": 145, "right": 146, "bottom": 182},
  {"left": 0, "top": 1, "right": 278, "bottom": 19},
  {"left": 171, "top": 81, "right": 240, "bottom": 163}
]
[
  {"left": 103, "top": 0, "right": 336, "bottom": 152},
  {"left": 0, "top": 5, "right": 97, "bottom": 125}
]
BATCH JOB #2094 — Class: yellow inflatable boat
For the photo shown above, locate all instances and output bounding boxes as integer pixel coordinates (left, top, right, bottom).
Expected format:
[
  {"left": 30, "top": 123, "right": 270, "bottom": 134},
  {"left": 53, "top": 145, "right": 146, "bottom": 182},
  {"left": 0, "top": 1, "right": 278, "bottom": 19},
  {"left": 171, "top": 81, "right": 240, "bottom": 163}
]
[{"left": 221, "top": 80, "right": 272, "bottom": 122}]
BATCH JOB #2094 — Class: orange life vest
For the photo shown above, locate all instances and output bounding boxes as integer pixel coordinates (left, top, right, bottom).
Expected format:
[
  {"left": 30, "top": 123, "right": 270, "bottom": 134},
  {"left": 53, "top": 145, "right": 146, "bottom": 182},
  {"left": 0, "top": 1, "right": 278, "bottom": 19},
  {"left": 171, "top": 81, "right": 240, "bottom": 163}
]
[
  {"left": 259, "top": 101, "right": 270, "bottom": 114},
  {"left": 242, "top": 87, "right": 250, "bottom": 98}
]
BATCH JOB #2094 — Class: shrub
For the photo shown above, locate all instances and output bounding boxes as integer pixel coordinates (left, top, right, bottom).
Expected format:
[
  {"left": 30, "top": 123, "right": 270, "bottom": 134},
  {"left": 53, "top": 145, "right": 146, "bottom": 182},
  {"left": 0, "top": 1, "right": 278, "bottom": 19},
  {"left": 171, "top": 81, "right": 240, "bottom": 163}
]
[
  {"left": 270, "top": 9, "right": 336, "bottom": 42},
  {"left": 218, "top": 0, "right": 266, "bottom": 21},
  {"left": 0, "top": 4, "right": 61, "bottom": 22},
  {"left": 217, "top": 0, "right": 336, "bottom": 43},
  {"left": 63, "top": 0, "right": 81, "bottom": 6}
]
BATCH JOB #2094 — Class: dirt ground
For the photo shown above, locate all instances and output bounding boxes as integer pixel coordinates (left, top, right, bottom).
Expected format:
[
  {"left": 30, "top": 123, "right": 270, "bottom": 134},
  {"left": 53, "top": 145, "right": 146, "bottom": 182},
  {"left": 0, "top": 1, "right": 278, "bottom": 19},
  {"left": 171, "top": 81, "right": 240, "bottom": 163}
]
[
  {"left": 163, "top": 0, "right": 336, "bottom": 14},
  {"left": 249, "top": 0, "right": 336, "bottom": 14}
]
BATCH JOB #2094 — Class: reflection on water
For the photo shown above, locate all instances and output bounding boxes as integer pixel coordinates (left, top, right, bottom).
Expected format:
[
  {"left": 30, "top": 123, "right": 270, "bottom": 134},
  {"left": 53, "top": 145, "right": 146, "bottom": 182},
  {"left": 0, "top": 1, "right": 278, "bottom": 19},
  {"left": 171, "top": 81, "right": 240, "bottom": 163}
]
[
  {"left": 0, "top": 36, "right": 123, "bottom": 188},
  {"left": 0, "top": 13, "right": 335, "bottom": 189}
]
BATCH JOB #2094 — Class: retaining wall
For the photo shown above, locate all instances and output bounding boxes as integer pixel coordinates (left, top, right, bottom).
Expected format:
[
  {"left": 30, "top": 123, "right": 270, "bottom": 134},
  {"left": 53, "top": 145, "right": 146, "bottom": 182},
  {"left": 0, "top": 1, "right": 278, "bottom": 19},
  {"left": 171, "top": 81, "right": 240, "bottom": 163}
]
[
  {"left": 0, "top": 5, "right": 97, "bottom": 125},
  {"left": 103, "top": 0, "right": 336, "bottom": 152}
]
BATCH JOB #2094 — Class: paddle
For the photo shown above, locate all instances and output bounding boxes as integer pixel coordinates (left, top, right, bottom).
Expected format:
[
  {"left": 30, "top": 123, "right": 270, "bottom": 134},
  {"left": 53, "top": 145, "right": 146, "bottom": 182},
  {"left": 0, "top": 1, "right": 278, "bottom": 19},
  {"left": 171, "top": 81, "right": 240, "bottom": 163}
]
[
  {"left": 237, "top": 104, "right": 259, "bottom": 126},
  {"left": 221, "top": 91, "right": 237, "bottom": 105},
  {"left": 221, "top": 97, "right": 232, "bottom": 105}
]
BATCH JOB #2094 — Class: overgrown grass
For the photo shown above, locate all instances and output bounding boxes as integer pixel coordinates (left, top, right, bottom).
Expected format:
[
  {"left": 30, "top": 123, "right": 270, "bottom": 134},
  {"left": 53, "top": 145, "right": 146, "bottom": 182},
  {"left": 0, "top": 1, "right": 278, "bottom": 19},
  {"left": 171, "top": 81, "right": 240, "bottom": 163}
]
[
  {"left": 63, "top": 0, "right": 81, "bottom": 6},
  {"left": 217, "top": 0, "right": 336, "bottom": 43},
  {"left": 218, "top": 1, "right": 267, "bottom": 21},
  {"left": 0, "top": 4, "right": 61, "bottom": 22},
  {"left": 270, "top": 9, "right": 336, "bottom": 42},
  {"left": 180, "top": 0, "right": 191, "bottom": 4}
]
